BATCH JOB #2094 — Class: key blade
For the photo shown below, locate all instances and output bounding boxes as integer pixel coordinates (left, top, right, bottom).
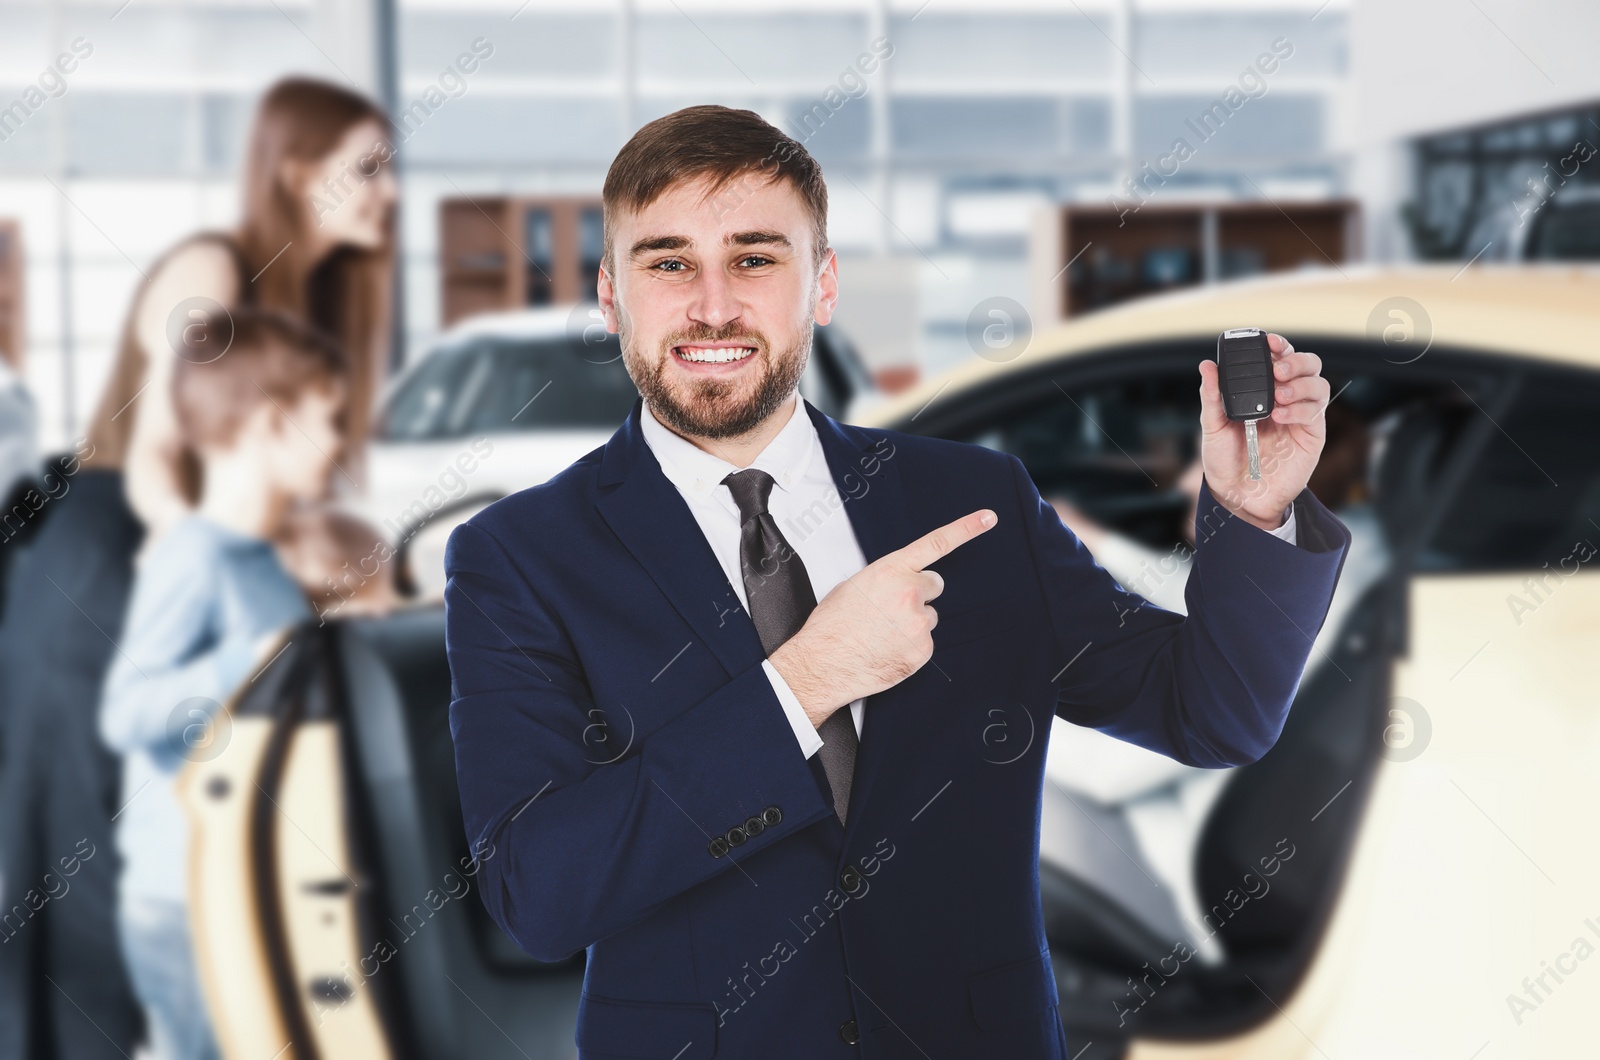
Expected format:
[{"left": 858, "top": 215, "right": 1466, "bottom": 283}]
[{"left": 1245, "top": 417, "right": 1261, "bottom": 481}]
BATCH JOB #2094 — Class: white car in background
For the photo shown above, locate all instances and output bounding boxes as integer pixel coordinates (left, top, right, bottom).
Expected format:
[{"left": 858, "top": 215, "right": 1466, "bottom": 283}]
[{"left": 360, "top": 305, "right": 876, "bottom": 596}]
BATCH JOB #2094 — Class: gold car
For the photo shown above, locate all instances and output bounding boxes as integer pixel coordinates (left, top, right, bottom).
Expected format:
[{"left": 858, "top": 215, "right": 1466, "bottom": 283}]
[{"left": 867, "top": 264, "right": 1600, "bottom": 1059}]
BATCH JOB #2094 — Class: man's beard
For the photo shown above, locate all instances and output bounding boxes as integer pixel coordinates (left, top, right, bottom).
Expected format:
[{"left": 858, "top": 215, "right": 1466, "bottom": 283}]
[{"left": 623, "top": 321, "right": 810, "bottom": 441}]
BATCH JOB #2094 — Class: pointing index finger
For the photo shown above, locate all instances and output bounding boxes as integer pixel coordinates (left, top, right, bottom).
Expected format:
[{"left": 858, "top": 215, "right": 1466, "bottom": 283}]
[{"left": 893, "top": 509, "right": 998, "bottom": 571}]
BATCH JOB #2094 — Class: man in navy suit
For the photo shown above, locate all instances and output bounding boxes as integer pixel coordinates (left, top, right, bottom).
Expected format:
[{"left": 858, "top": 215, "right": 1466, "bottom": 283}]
[{"left": 444, "top": 105, "right": 1349, "bottom": 1059}]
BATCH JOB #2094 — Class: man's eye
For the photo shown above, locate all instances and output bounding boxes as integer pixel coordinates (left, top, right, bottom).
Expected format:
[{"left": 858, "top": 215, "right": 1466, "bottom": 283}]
[
  {"left": 737, "top": 255, "right": 775, "bottom": 268},
  {"left": 652, "top": 259, "right": 688, "bottom": 273}
]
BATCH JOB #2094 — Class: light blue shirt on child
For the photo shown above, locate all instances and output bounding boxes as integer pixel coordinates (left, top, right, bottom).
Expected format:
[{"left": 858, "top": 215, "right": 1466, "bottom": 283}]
[{"left": 100, "top": 514, "right": 310, "bottom": 903}]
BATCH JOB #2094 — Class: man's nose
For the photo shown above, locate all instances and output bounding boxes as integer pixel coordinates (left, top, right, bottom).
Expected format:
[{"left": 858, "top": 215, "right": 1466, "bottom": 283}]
[{"left": 686, "top": 263, "right": 743, "bottom": 330}]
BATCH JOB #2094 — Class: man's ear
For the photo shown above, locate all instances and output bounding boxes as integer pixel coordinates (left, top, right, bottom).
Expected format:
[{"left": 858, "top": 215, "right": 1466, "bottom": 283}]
[
  {"left": 597, "top": 262, "right": 621, "bottom": 334},
  {"left": 813, "top": 247, "right": 839, "bottom": 327}
]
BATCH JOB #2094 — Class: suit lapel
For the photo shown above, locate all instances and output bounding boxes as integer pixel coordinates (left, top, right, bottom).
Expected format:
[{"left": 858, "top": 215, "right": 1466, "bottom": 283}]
[{"left": 595, "top": 400, "right": 768, "bottom": 681}]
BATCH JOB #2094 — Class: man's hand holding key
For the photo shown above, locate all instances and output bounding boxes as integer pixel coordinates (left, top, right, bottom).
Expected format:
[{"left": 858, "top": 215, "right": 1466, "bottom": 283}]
[
  {"left": 768, "top": 509, "right": 998, "bottom": 729},
  {"left": 1198, "top": 332, "right": 1330, "bottom": 532}
]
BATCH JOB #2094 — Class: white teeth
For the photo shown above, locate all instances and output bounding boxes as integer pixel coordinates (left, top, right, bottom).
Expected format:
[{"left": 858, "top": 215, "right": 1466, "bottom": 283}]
[{"left": 677, "top": 346, "right": 755, "bottom": 364}]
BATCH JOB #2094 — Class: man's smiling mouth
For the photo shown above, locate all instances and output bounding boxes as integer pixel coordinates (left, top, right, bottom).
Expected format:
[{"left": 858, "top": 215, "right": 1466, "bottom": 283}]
[{"left": 674, "top": 344, "right": 757, "bottom": 364}]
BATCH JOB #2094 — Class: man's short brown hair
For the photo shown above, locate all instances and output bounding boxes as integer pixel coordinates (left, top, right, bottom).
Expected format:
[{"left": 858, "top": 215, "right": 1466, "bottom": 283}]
[
  {"left": 172, "top": 307, "right": 347, "bottom": 448},
  {"left": 601, "top": 104, "right": 830, "bottom": 273}
]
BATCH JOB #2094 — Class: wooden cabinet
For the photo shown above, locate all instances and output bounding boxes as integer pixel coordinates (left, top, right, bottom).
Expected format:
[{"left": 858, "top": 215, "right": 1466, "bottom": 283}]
[
  {"left": 439, "top": 196, "right": 604, "bottom": 327},
  {"left": 1031, "top": 201, "right": 1359, "bottom": 323}
]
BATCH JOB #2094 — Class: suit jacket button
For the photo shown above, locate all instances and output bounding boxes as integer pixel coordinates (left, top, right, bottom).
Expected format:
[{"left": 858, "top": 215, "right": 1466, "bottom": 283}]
[
  {"left": 708, "top": 836, "right": 729, "bottom": 859},
  {"left": 726, "top": 825, "right": 747, "bottom": 847},
  {"left": 744, "top": 815, "right": 765, "bottom": 837},
  {"left": 839, "top": 865, "right": 863, "bottom": 893},
  {"left": 839, "top": 1018, "right": 859, "bottom": 1044},
  {"left": 762, "top": 805, "right": 782, "bottom": 826}
]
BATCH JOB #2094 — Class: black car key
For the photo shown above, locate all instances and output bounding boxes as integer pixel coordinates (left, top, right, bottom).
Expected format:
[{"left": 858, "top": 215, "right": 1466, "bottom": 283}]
[{"left": 1217, "top": 328, "right": 1275, "bottom": 480}]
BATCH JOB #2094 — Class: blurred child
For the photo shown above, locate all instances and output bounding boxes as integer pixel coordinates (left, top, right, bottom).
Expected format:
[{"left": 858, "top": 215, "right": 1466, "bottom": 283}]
[
  {"left": 276, "top": 504, "right": 403, "bottom": 624},
  {"left": 98, "top": 309, "right": 347, "bottom": 1060}
]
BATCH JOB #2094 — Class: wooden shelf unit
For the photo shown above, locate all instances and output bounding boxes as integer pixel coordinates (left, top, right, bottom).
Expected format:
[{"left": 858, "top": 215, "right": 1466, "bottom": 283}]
[
  {"left": 1033, "top": 200, "right": 1359, "bottom": 323},
  {"left": 439, "top": 196, "right": 605, "bottom": 327}
]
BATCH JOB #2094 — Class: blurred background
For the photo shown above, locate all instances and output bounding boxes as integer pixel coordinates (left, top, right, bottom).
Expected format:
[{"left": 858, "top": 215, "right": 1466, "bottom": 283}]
[
  {"left": 3, "top": 1, "right": 1600, "bottom": 1059},
  {"left": 4, "top": 0, "right": 1596, "bottom": 432}
]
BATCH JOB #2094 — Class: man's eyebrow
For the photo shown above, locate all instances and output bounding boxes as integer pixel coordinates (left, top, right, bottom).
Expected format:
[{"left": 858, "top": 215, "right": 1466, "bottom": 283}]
[
  {"left": 628, "top": 231, "right": 793, "bottom": 257},
  {"left": 727, "top": 230, "right": 791, "bottom": 250},
  {"left": 629, "top": 234, "right": 690, "bottom": 257}
]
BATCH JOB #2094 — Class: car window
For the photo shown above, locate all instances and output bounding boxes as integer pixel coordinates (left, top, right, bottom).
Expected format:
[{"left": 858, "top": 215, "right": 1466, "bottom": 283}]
[
  {"left": 1527, "top": 202, "right": 1600, "bottom": 259},
  {"left": 915, "top": 341, "right": 1600, "bottom": 574},
  {"left": 951, "top": 370, "right": 1206, "bottom": 551},
  {"left": 1424, "top": 366, "right": 1600, "bottom": 571},
  {"left": 380, "top": 335, "right": 639, "bottom": 440},
  {"left": 921, "top": 345, "right": 1467, "bottom": 554}
]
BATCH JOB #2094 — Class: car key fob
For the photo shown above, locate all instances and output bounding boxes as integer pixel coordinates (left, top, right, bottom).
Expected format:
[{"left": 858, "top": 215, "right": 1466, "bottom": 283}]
[
  {"left": 1217, "top": 328, "right": 1274, "bottom": 421},
  {"left": 1217, "top": 328, "right": 1275, "bottom": 480}
]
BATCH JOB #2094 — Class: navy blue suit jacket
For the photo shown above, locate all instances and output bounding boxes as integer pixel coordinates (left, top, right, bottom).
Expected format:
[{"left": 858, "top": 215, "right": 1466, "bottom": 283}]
[{"left": 443, "top": 397, "right": 1350, "bottom": 1059}]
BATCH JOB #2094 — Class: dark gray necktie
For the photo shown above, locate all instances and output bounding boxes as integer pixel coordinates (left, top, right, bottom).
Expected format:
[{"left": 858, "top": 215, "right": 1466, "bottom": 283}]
[{"left": 722, "top": 468, "right": 858, "bottom": 825}]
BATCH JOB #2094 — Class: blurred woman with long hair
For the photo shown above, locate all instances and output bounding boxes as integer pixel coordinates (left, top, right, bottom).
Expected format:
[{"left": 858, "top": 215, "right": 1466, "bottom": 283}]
[
  {"left": 87, "top": 75, "right": 397, "bottom": 529},
  {"left": 0, "top": 77, "right": 397, "bottom": 1060}
]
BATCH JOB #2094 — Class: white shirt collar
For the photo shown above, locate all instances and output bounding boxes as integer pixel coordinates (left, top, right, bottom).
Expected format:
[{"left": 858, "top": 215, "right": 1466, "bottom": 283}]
[{"left": 639, "top": 390, "right": 817, "bottom": 502}]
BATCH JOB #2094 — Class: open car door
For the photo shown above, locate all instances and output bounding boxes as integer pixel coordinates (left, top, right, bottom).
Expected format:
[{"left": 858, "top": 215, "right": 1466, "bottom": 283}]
[{"left": 182, "top": 624, "right": 400, "bottom": 1060}]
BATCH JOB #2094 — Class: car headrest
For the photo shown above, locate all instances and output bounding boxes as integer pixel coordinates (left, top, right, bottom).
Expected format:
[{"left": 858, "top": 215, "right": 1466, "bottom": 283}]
[{"left": 1370, "top": 401, "right": 1461, "bottom": 553}]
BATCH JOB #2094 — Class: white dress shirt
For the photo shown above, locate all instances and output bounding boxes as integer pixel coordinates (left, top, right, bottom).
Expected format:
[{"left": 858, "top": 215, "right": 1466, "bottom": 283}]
[
  {"left": 640, "top": 391, "right": 863, "bottom": 759},
  {"left": 639, "top": 391, "right": 1301, "bottom": 760}
]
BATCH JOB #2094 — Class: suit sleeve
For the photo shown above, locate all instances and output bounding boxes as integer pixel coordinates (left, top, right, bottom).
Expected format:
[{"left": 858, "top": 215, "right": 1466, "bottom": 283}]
[
  {"left": 1006, "top": 453, "right": 1350, "bottom": 769},
  {"left": 444, "top": 520, "right": 835, "bottom": 964}
]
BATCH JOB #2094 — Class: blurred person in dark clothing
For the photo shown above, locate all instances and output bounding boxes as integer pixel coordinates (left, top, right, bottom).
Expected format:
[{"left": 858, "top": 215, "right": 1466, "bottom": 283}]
[
  {"left": 0, "top": 356, "right": 37, "bottom": 615},
  {"left": 100, "top": 309, "right": 346, "bottom": 1060},
  {"left": 0, "top": 76, "right": 396, "bottom": 1060},
  {"left": 0, "top": 358, "right": 34, "bottom": 507}
]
